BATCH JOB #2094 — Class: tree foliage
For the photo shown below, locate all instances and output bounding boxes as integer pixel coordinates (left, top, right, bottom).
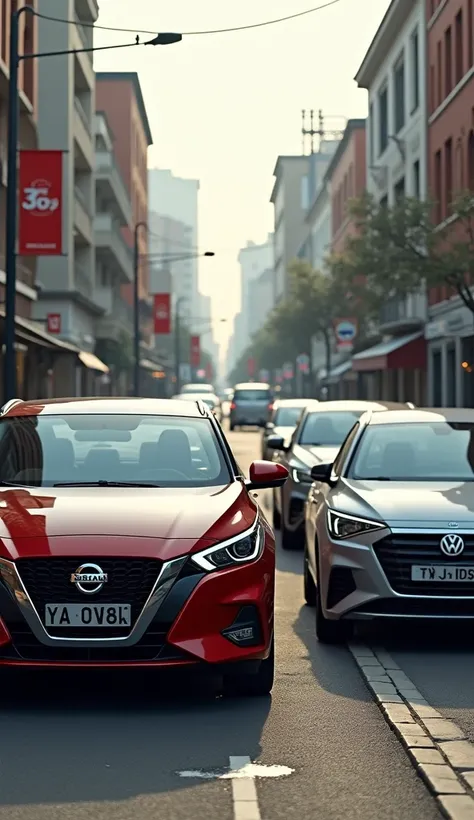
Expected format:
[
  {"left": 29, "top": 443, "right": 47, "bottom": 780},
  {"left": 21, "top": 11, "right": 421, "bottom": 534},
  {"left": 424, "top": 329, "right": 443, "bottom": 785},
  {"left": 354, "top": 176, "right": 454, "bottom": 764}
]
[{"left": 339, "top": 191, "right": 474, "bottom": 312}]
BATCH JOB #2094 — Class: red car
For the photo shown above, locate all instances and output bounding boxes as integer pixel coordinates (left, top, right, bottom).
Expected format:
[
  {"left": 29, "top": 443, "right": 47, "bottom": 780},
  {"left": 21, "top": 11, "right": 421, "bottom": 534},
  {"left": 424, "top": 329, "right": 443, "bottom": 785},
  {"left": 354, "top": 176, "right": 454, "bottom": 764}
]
[{"left": 0, "top": 397, "right": 287, "bottom": 695}]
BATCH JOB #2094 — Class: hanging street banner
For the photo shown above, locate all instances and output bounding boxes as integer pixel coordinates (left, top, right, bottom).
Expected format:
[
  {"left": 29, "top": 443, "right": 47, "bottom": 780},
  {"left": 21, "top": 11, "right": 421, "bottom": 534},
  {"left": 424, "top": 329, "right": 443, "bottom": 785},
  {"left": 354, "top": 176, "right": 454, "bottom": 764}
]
[
  {"left": 153, "top": 293, "right": 171, "bottom": 334},
  {"left": 333, "top": 318, "right": 358, "bottom": 352},
  {"left": 19, "top": 150, "right": 63, "bottom": 255},
  {"left": 190, "top": 335, "right": 200, "bottom": 367},
  {"left": 47, "top": 313, "right": 61, "bottom": 334},
  {"left": 247, "top": 357, "right": 256, "bottom": 378}
]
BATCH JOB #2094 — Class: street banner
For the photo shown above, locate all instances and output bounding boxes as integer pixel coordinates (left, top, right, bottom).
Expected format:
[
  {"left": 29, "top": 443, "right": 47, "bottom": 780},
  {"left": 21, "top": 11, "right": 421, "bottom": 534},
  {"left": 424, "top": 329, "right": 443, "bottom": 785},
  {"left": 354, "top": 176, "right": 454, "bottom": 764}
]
[
  {"left": 47, "top": 313, "right": 61, "bottom": 334},
  {"left": 247, "top": 357, "right": 255, "bottom": 378},
  {"left": 153, "top": 293, "right": 171, "bottom": 334},
  {"left": 190, "top": 335, "right": 200, "bottom": 367},
  {"left": 19, "top": 150, "right": 62, "bottom": 255},
  {"left": 333, "top": 318, "right": 358, "bottom": 352}
]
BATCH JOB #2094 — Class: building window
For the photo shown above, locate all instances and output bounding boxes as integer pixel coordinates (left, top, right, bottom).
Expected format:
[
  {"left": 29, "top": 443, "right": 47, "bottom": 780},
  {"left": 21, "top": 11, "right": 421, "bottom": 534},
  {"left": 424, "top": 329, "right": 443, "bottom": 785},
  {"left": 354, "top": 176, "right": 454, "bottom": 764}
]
[
  {"left": 469, "top": 0, "right": 473, "bottom": 67},
  {"left": 445, "top": 138, "right": 453, "bottom": 210},
  {"left": 393, "top": 54, "right": 405, "bottom": 133},
  {"left": 445, "top": 26, "right": 452, "bottom": 95},
  {"left": 434, "top": 149, "right": 442, "bottom": 223},
  {"left": 378, "top": 86, "right": 388, "bottom": 154},
  {"left": 437, "top": 40, "right": 442, "bottom": 106},
  {"left": 410, "top": 28, "right": 419, "bottom": 112},
  {"left": 394, "top": 177, "right": 405, "bottom": 200},
  {"left": 455, "top": 10, "right": 464, "bottom": 84},
  {"left": 468, "top": 130, "right": 474, "bottom": 190},
  {"left": 413, "top": 160, "right": 420, "bottom": 198}
]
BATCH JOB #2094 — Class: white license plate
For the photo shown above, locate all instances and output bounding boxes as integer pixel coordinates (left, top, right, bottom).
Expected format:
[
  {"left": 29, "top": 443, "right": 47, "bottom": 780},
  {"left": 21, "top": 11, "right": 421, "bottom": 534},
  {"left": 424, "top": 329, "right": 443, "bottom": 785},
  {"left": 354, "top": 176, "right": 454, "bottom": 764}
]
[
  {"left": 411, "top": 566, "right": 474, "bottom": 582},
  {"left": 45, "top": 604, "right": 131, "bottom": 627}
]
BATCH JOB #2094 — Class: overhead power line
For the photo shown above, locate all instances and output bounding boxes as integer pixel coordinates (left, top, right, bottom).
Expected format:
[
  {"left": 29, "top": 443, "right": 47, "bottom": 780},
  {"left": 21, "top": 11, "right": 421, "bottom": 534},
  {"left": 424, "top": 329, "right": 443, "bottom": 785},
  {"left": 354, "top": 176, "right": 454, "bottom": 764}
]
[{"left": 34, "top": 1, "right": 342, "bottom": 37}]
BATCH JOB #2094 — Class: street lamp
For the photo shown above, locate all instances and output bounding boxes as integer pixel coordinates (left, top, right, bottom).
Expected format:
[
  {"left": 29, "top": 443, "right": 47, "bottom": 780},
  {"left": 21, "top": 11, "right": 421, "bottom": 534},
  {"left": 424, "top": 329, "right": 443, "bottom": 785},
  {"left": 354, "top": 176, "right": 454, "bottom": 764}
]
[
  {"left": 3, "top": 5, "right": 182, "bottom": 402},
  {"left": 132, "top": 246, "right": 214, "bottom": 397}
]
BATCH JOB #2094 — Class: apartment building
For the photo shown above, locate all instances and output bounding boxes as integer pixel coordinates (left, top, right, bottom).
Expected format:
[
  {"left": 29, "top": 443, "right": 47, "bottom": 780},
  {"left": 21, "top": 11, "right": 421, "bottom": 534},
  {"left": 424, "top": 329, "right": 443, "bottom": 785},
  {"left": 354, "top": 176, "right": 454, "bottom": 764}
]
[
  {"left": 424, "top": 0, "right": 474, "bottom": 406},
  {"left": 96, "top": 72, "right": 153, "bottom": 347},
  {"left": 270, "top": 156, "right": 311, "bottom": 300}
]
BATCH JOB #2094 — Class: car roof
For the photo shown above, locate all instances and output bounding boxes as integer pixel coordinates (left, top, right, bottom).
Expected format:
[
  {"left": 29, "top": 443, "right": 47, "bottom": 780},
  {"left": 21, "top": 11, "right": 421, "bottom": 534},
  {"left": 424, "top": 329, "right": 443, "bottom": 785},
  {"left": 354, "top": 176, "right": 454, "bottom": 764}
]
[
  {"left": 368, "top": 408, "right": 474, "bottom": 425},
  {"left": 274, "top": 398, "right": 312, "bottom": 408},
  {"left": 303, "top": 400, "right": 410, "bottom": 413},
  {"left": 1, "top": 397, "right": 209, "bottom": 418},
  {"left": 234, "top": 382, "right": 270, "bottom": 390}
]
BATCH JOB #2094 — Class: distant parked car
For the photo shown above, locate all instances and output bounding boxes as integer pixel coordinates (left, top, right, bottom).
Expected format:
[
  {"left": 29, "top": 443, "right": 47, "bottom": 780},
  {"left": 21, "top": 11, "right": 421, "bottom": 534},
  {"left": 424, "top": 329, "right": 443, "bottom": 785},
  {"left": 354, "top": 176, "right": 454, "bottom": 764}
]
[
  {"left": 230, "top": 383, "right": 273, "bottom": 431},
  {"left": 180, "top": 383, "right": 215, "bottom": 395},
  {"left": 261, "top": 399, "right": 310, "bottom": 459},
  {"left": 175, "top": 392, "right": 222, "bottom": 423}
]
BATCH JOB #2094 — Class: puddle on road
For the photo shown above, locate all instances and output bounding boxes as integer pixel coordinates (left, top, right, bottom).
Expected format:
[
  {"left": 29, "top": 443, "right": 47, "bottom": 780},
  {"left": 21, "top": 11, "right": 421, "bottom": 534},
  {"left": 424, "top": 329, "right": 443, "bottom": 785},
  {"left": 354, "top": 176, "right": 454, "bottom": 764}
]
[{"left": 177, "top": 763, "right": 294, "bottom": 780}]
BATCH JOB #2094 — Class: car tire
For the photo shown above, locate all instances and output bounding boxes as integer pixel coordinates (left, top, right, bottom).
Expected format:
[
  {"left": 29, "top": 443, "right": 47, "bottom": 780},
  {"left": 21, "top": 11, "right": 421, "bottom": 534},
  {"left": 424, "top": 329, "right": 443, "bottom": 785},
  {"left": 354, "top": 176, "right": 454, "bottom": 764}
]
[
  {"left": 272, "top": 493, "right": 281, "bottom": 530},
  {"left": 230, "top": 423, "right": 236, "bottom": 431},
  {"left": 304, "top": 548, "right": 317, "bottom": 606},
  {"left": 223, "top": 640, "right": 274, "bottom": 697},
  {"left": 314, "top": 550, "right": 351, "bottom": 643}
]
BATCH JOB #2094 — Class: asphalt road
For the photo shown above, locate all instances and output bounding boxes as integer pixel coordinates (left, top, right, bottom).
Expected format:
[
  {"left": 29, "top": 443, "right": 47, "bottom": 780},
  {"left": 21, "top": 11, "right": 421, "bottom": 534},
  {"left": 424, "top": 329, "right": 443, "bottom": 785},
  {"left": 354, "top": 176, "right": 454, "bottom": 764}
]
[{"left": 0, "top": 428, "right": 442, "bottom": 820}]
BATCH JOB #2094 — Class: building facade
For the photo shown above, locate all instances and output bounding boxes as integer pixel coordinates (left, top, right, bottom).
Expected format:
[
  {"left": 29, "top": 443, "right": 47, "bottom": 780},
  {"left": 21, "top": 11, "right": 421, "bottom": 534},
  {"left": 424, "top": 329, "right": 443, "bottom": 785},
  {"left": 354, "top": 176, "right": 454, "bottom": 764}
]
[
  {"left": 424, "top": 0, "right": 474, "bottom": 406},
  {"left": 270, "top": 156, "right": 311, "bottom": 300},
  {"left": 325, "top": 119, "right": 366, "bottom": 254},
  {"left": 96, "top": 72, "right": 152, "bottom": 348},
  {"left": 34, "top": 0, "right": 102, "bottom": 356},
  {"left": 237, "top": 235, "right": 274, "bottom": 350}
]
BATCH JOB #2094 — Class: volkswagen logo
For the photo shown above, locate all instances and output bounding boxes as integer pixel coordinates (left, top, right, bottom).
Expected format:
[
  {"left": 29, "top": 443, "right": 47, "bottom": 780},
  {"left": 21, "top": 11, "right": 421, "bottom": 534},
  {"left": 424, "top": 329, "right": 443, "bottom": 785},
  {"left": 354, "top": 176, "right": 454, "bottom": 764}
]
[
  {"left": 440, "top": 534, "right": 465, "bottom": 557},
  {"left": 70, "top": 563, "right": 108, "bottom": 594}
]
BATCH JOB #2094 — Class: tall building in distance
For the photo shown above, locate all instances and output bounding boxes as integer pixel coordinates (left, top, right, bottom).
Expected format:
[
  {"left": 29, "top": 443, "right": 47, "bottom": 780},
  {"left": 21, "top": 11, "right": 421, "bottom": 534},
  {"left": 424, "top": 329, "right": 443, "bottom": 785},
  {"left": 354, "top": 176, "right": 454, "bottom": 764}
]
[
  {"left": 34, "top": 0, "right": 100, "bottom": 348},
  {"left": 238, "top": 235, "right": 274, "bottom": 344}
]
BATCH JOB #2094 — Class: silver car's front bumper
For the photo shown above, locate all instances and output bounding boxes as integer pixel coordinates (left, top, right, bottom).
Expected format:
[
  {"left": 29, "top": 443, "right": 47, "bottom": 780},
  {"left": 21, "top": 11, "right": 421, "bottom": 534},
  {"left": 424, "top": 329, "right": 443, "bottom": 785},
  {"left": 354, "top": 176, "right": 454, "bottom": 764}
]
[{"left": 318, "top": 524, "right": 474, "bottom": 620}]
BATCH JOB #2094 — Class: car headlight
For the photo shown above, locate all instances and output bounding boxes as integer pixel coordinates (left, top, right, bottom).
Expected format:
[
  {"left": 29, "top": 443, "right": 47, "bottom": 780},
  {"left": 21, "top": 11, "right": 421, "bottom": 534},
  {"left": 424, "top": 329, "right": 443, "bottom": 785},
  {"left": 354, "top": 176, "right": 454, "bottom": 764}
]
[
  {"left": 327, "top": 509, "right": 386, "bottom": 540},
  {"left": 191, "top": 520, "right": 263, "bottom": 571},
  {"left": 289, "top": 460, "right": 312, "bottom": 484}
]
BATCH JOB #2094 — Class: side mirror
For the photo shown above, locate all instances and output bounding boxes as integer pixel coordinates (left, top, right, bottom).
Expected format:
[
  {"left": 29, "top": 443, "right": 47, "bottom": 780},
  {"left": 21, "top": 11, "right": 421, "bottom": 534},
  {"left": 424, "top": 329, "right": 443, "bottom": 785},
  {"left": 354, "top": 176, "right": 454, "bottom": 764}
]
[
  {"left": 265, "top": 421, "right": 275, "bottom": 431},
  {"left": 310, "top": 462, "right": 334, "bottom": 483},
  {"left": 245, "top": 460, "right": 288, "bottom": 490},
  {"left": 266, "top": 434, "right": 286, "bottom": 451}
]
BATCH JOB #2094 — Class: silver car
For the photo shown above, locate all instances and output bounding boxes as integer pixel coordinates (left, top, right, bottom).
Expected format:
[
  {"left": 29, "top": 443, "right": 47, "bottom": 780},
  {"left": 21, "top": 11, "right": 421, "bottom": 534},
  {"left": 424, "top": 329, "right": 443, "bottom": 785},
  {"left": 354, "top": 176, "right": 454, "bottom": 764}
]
[
  {"left": 261, "top": 398, "right": 310, "bottom": 459},
  {"left": 230, "top": 383, "right": 273, "bottom": 430},
  {"left": 304, "top": 407, "right": 474, "bottom": 643}
]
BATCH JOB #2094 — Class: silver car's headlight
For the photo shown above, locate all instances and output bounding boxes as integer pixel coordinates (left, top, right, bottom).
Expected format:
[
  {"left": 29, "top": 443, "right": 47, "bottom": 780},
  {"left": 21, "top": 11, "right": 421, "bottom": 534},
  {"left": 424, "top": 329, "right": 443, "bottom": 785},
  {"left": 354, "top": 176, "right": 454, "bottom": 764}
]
[
  {"left": 327, "top": 509, "right": 386, "bottom": 540},
  {"left": 191, "top": 520, "right": 264, "bottom": 571}
]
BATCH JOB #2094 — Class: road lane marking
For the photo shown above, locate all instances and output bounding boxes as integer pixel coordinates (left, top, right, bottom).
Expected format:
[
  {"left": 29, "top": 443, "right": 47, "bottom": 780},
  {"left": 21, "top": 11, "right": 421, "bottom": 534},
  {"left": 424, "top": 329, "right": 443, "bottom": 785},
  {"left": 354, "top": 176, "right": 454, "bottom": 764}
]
[
  {"left": 229, "top": 756, "right": 260, "bottom": 820},
  {"left": 349, "top": 641, "right": 474, "bottom": 817}
]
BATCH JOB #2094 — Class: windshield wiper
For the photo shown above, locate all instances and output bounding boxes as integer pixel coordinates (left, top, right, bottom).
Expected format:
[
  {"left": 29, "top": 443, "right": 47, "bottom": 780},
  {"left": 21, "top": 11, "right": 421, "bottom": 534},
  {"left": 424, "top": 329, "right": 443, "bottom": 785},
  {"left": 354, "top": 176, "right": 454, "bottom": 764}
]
[{"left": 53, "top": 481, "right": 161, "bottom": 487}]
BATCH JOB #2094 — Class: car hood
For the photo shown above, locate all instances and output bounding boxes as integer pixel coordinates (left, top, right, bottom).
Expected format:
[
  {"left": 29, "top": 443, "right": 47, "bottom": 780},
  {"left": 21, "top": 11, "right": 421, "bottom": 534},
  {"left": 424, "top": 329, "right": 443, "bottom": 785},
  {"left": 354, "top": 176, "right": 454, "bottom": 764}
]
[
  {"left": 0, "top": 483, "right": 257, "bottom": 561},
  {"left": 332, "top": 479, "right": 474, "bottom": 528},
  {"left": 293, "top": 444, "right": 340, "bottom": 468}
]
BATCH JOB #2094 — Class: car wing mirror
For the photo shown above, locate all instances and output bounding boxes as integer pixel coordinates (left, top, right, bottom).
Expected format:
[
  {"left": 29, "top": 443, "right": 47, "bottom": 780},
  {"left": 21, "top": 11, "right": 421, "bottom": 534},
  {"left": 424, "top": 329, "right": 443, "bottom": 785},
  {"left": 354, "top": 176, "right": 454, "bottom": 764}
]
[
  {"left": 310, "top": 463, "right": 334, "bottom": 483},
  {"left": 245, "top": 460, "right": 288, "bottom": 490},
  {"left": 266, "top": 434, "right": 286, "bottom": 451}
]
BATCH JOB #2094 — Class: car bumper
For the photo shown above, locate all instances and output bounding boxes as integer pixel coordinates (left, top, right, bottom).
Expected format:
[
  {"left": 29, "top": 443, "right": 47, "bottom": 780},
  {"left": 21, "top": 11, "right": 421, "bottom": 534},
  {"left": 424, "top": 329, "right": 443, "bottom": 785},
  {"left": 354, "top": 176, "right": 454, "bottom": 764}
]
[
  {"left": 230, "top": 411, "right": 269, "bottom": 426},
  {"left": 318, "top": 525, "right": 474, "bottom": 621},
  {"left": 0, "top": 550, "right": 274, "bottom": 668}
]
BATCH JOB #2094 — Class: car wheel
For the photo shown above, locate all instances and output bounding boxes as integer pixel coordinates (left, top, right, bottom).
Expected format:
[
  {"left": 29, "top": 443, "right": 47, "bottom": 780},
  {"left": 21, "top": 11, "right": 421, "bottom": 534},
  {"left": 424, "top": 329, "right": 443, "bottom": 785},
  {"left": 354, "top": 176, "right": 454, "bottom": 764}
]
[
  {"left": 314, "top": 551, "right": 351, "bottom": 643},
  {"left": 272, "top": 492, "right": 281, "bottom": 530},
  {"left": 304, "top": 548, "right": 317, "bottom": 606},
  {"left": 223, "top": 640, "right": 274, "bottom": 697},
  {"left": 230, "top": 423, "right": 236, "bottom": 431}
]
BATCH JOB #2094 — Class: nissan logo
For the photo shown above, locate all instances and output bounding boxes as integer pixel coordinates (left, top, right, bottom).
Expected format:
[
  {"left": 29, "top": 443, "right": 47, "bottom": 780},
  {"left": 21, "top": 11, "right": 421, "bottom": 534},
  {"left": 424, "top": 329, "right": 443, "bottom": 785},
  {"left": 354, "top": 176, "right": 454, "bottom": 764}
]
[
  {"left": 440, "top": 534, "right": 465, "bottom": 557},
  {"left": 70, "top": 563, "right": 108, "bottom": 594}
]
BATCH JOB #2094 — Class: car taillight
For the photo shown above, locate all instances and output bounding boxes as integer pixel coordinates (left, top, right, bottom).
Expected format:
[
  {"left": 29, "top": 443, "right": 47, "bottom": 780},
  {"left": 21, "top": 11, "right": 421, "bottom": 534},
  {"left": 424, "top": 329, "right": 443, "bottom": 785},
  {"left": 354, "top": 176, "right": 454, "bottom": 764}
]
[
  {"left": 230, "top": 402, "right": 236, "bottom": 410},
  {"left": 268, "top": 403, "right": 273, "bottom": 411}
]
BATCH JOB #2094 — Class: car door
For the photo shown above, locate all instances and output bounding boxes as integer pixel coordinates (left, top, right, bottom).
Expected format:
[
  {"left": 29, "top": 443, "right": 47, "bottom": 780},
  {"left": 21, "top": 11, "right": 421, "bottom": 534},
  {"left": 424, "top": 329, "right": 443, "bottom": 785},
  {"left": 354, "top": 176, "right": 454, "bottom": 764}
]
[{"left": 306, "top": 423, "right": 361, "bottom": 578}]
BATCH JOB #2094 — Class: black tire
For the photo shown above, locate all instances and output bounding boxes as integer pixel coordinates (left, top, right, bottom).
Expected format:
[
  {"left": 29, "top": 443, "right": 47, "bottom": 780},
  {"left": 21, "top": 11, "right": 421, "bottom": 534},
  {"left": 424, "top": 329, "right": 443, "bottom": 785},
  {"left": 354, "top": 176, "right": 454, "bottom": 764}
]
[
  {"left": 273, "top": 493, "right": 281, "bottom": 530},
  {"left": 223, "top": 641, "right": 274, "bottom": 697},
  {"left": 314, "top": 551, "right": 351, "bottom": 643},
  {"left": 230, "top": 423, "right": 236, "bottom": 431},
  {"left": 304, "top": 548, "right": 317, "bottom": 606}
]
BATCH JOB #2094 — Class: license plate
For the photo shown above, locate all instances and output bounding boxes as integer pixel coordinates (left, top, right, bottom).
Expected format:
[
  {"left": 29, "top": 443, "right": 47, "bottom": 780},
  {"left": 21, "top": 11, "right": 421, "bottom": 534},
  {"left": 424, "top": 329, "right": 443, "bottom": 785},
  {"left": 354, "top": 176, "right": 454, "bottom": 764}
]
[
  {"left": 411, "top": 566, "right": 474, "bottom": 582},
  {"left": 44, "top": 604, "right": 131, "bottom": 627}
]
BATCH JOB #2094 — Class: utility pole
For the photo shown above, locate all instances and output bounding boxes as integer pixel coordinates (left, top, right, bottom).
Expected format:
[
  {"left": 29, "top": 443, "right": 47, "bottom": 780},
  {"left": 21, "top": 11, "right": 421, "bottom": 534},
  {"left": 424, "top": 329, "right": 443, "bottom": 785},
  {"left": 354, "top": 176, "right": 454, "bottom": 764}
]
[
  {"left": 301, "top": 109, "right": 345, "bottom": 155},
  {"left": 133, "top": 221, "right": 147, "bottom": 397}
]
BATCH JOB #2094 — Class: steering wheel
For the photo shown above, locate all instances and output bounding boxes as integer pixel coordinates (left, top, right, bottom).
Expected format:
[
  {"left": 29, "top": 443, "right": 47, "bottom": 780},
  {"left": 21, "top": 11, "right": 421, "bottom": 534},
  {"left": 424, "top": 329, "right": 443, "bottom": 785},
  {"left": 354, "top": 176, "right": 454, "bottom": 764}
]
[{"left": 140, "top": 467, "right": 190, "bottom": 480}]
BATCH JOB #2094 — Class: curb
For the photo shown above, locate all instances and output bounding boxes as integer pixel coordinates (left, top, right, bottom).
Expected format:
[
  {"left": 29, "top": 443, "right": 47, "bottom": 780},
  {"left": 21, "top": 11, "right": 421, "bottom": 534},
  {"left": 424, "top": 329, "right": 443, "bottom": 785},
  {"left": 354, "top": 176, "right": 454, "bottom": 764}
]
[{"left": 349, "top": 642, "right": 474, "bottom": 819}]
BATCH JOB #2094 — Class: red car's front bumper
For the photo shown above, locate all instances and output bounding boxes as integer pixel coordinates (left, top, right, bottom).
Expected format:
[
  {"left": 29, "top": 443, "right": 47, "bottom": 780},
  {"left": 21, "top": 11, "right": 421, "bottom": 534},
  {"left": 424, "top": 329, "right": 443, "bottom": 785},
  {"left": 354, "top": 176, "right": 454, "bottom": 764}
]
[{"left": 0, "top": 540, "right": 275, "bottom": 669}]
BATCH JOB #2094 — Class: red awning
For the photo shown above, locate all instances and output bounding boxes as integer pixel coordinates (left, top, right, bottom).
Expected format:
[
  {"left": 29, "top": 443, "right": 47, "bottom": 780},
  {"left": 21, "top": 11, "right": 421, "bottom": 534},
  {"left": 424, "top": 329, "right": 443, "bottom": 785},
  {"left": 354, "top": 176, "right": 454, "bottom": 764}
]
[{"left": 352, "top": 332, "right": 426, "bottom": 373}]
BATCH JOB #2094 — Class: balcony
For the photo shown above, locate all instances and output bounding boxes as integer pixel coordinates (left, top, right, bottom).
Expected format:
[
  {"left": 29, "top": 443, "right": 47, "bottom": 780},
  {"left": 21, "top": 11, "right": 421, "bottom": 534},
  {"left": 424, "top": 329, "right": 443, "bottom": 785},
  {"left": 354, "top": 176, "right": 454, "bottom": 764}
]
[
  {"left": 74, "top": 261, "right": 95, "bottom": 300},
  {"left": 94, "top": 214, "right": 133, "bottom": 283},
  {"left": 95, "top": 152, "right": 132, "bottom": 227},
  {"left": 71, "top": 23, "right": 95, "bottom": 91},
  {"left": 74, "top": 97, "right": 94, "bottom": 170},
  {"left": 96, "top": 291, "right": 133, "bottom": 342},
  {"left": 74, "top": 187, "right": 93, "bottom": 245},
  {"left": 75, "top": 0, "right": 99, "bottom": 24},
  {"left": 379, "top": 294, "right": 426, "bottom": 334}
]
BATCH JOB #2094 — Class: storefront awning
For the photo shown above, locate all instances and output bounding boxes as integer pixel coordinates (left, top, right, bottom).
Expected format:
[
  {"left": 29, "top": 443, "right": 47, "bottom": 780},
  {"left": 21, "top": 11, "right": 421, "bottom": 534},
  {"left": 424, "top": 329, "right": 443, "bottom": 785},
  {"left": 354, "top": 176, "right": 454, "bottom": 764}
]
[
  {"left": 0, "top": 310, "right": 80, "bottom": 353},
  {"left": 78, "top": 351, "right": 109, "bottom": 373},
  {"left": 318, "top": 360, "right": 353, "bottom": 381},
  {"left": 352, "top": 332, "right": 426, "bottom": 373}
]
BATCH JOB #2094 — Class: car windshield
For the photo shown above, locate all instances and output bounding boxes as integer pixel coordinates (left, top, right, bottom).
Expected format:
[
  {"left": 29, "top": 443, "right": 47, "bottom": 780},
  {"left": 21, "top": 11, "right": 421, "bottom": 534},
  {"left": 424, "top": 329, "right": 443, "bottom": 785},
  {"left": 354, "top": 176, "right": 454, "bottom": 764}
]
[
  {"left": 349, "top": 422, "right": 474, "bottom": 481},
  {"left": 181, "top": 384, "right": 214, "bottom": 394},
  {"left": 0, "top": 414, "right": 231, "bottom": 488},
  {"left": 274, "top": 406, "right": 304, "bottom": 427},
  {"left": 299, "top": 411, "right": 362, "bottom": 446},
  {"left": 234, "top": 390, "right": 271, "bottom": 402}
]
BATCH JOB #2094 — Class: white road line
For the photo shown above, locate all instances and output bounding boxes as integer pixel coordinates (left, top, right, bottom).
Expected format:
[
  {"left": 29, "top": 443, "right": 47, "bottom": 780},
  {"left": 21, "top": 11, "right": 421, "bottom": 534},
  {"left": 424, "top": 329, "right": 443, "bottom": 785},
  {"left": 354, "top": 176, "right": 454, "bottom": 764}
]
[{"left": 229, "top": 756, "right": 261, "bottom": 820}]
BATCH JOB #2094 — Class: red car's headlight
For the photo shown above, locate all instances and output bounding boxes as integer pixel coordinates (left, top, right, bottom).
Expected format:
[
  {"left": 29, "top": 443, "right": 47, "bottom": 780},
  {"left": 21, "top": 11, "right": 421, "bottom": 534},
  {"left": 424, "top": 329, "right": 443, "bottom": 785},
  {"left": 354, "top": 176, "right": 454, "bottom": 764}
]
[{"left": 191, "top": 520, "right": 263, "bottom": 572}]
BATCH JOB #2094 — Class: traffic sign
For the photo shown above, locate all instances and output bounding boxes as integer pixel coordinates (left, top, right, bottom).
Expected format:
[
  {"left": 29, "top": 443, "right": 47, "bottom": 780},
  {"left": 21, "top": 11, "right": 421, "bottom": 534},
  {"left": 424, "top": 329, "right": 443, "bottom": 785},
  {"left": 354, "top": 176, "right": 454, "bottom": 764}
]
[{"left": 333, "top": 318, "right": 357, "bottom": 351}]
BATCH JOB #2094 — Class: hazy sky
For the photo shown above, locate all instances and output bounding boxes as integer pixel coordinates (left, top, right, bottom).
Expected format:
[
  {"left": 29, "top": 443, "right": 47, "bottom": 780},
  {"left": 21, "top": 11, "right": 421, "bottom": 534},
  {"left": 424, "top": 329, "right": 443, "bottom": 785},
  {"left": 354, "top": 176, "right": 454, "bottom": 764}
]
[{"left": 93, "top": 0, "right": 391, "bottom": 358}]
